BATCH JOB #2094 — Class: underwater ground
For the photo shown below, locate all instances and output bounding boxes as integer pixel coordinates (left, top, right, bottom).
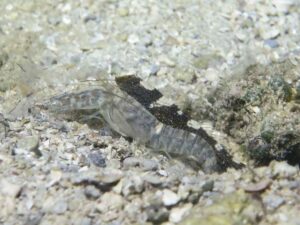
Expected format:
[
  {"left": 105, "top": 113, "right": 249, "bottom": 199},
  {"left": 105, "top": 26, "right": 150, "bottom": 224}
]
[{"left": 1, "top": 0, "right": 300, "bottom": 224}]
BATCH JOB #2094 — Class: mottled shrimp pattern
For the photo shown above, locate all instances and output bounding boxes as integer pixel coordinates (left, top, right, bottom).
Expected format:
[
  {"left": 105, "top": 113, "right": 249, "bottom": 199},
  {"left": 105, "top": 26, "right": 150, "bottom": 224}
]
[{"left": 42, "top": 80, "right": 219, "bottom": 173}]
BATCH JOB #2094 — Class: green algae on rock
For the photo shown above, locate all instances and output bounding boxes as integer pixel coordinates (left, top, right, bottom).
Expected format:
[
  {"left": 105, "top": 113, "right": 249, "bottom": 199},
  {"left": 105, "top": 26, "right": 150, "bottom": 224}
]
[{"left": 179, "top": 190, "right": 262, "bottom": 225}]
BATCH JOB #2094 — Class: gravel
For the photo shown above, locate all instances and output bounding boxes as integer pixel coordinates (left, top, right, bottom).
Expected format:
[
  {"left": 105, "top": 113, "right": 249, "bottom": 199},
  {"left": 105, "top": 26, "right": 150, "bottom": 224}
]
[
  {"left": 162, "top": 189, "right": 180, "bottom": 207},
  {"left": 1, "top": 0, "right": 300, "bottom": 224}
]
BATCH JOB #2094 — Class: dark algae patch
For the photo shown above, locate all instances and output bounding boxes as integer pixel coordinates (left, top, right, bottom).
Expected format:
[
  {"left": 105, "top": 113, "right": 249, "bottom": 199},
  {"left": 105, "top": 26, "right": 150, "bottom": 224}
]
[{"left": 205, "top": 59, "right": 300, "bottom": 166}]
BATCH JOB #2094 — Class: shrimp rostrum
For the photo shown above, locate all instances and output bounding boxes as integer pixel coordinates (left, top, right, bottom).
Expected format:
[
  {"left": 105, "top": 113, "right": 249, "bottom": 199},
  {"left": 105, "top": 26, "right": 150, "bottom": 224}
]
[{"left": 41, "top": 76, "right": 243, "bottom": 173}]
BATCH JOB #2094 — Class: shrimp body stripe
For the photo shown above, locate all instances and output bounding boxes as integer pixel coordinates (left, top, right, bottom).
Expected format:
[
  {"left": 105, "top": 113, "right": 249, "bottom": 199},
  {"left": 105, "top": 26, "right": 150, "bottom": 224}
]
[
  {"left": 48, "top": 88, "right": 140, "bottom": 112},
  {"left": 148, "top": 124, "right": 218, "bottom": 171}
]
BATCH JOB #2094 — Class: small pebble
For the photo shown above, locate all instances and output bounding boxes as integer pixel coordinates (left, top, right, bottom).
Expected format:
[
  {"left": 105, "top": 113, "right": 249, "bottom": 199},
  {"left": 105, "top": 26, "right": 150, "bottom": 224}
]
[
  {"left": 264, "top": 39, "right": 279, "bottom": 48},
  {"left": 201, "top": 180, "right": 214, "bottom": 192},
  {"left": 128, "top": 34, "right": 140, "bottom": 44},
  {"left": 169, "top": 203, "right": 192, "bottom": 223},
  {"left": 83, "top": 15, "right": 97, "bottom": 23},
  {"left": 88, "top": 151, "right": 106, "bottom": 167},
  {"left": 146, "top": 206, "right": 169, "bottom": 224},
  {"left": 46, "top": 169, "right": 62, "bottom": 187},
  {"left": 272, "top": 161, "right": 298, "bottom": 178},
  {"left": 143, "top": 174, "right": 164, "bottom": 186},
  {"left": 117, "top": 8, "right": 129, "bottom": 17},
  {"left": 263, "top": 194, "right": 285, "bottom": 210},
  {"left": 96, "top": 192, "right": 124, "bottom": 212},
  {"left": 0, "top": 179, "right": 22, "bottom": 197},
  {"left": 260, "top": 27, "right": 280, "bottom": 40},
  {"left": 123, "top": 157, "right": 158, "bottom": 171},
  {"left": 24, "top": 213, "right": 43, "bottom": 225},
  {"left": 16, "top": 136, "right": 41, "bottom": 156},
  {"left": 122, "top": 175, "right": 144, "bottom": 197},
  {"left": 52, "top": 200, "right": 68, "bottom": 214},
  {"left": 72, "top": 169, "right": 123, "bottom": 186},
  {"left": 162, "top": 189, "right": 180, "bottom": 206},
  {"left": 149, "top": 65, "right": 160, "bottom": 76},
  {"left": 84, "top": 185, "right": 101, "bottom": 199},
  {"left": 159, "top": 55, "right": 176, "bottom": 67}
]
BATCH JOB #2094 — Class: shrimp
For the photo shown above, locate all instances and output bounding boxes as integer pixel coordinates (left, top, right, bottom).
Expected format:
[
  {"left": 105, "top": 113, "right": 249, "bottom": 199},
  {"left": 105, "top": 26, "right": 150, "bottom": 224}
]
[{"left": 40, "top": 77, "right": 242, "bottom": 173}]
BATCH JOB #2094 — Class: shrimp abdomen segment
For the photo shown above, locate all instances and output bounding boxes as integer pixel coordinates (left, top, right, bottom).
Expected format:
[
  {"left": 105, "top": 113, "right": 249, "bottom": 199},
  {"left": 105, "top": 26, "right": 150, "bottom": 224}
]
[{"left": 149, "top": 124, "right": 218, "bottom": 172}]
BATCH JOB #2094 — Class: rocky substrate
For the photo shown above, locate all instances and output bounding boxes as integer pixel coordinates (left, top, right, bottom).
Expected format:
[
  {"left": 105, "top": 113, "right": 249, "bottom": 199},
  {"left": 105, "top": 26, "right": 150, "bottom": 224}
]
[
  {"left": 1, "top": 117, "right": 300, "bottom": 225},
  {"left": 1, "top": 0, "right": 300, "bottom": 224}
]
